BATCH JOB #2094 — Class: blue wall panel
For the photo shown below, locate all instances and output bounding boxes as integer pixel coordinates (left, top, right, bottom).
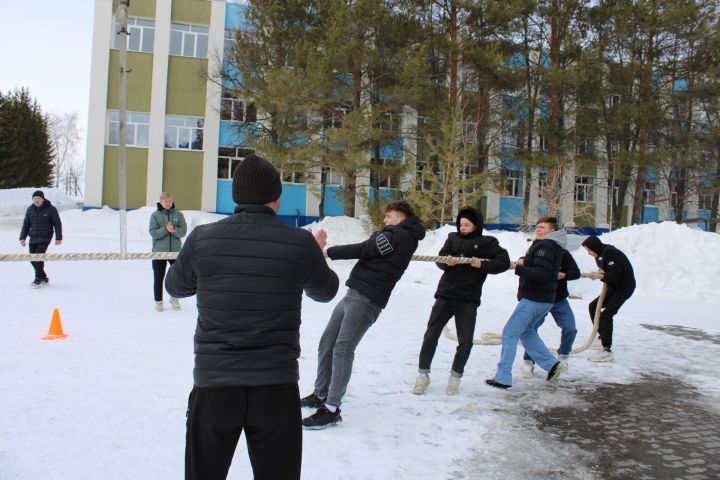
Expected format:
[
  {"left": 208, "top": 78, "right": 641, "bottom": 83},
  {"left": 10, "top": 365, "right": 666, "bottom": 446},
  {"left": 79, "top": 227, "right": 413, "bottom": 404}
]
[
  {"left": 369, "top": 188, "right": 398, "bottom": 203},
  {"left": 216, "top": 180, "right": 234, "bottom": 214},
  {"left": 499, "top": 197, "right": 523, "bottom": 224},
  {"left": 225, "top": 3, "right": 250, "bottom": 30},
  {"left": 278, "top": 184, "right": 307, "bottom": 217},
  {"left": 642, "top": 206, "right": 659, "bottom": 223},
  {"left": 219, "top": 121, "right": 252, "bottom": 147},
  {"left": 323, "top": 186, "right": 345, "bottom": 216}
]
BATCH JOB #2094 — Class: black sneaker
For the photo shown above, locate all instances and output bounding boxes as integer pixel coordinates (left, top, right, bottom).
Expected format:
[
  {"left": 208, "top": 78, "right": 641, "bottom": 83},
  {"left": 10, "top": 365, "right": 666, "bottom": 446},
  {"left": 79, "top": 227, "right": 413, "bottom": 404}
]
[
  {"left": 547, "top": 361, "right": 562, "bottom": 382},
  {"left": 302, "top": 406, "right": 342, "bottom": 430},
  {"left": 41, "top": 277, "right": 49, "bottom": 285},
  {"left": 485, "top": 379, "right": 512, "bottom": 390},
  {"left": 299, "top": 393, "right": 325, "bottom": 409},
  {"left": 31, "top": 279, "right": 42, "bottom": 288}
]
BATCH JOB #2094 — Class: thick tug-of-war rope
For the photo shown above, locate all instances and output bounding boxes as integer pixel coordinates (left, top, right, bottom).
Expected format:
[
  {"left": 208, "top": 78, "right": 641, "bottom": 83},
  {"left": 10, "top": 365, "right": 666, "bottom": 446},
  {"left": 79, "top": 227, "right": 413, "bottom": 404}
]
[{"left": 1, "top": 250, "right": 604, "bottom": 354}]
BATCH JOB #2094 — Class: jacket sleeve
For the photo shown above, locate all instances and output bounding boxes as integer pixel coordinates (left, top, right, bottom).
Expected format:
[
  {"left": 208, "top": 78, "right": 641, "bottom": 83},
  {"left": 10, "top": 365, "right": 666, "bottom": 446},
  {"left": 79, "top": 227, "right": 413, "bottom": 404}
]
[
  {"left": 480, "top": 240, "right": 510, "bottom": 275},
  {"left": 149, "top": 213, "right": 169, "bottom": 240},
  {"left": 302, "top": 233, "right": 340, "bottom": 303},
  {"left": 173, "top": 212, "right": 187, "bottom": 239},
  {"left": 164, "top": 229, "right": 198, "bottom": 298},
  {"left": 515, "top": 245, "right": 557, "bottom": 283},
  {"left": 436, "top": 236, "right": 454, "bottom": 271},
  {"left": 19, "top": 211, "right": 30, "bottom": 240},
  {"left": 328, "top": 228, "right": 400, "bottom": 261},
  {"left": 51, "top": 207, "right": 62, "bottom": 241},
  {"left": 562, "top": 250, "right": 581, "bottom": 281}
]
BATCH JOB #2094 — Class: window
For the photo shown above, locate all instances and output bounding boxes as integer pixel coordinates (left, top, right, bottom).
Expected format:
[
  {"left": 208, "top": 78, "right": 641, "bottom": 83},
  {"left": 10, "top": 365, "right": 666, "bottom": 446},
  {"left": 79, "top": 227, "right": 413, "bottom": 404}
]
[
  {"left": 217, "top": 147, "right": 254, "bottom": 180},
  {"left": 223, "top": 30, "right": 236, "bottom": 59},
  {"left": 107, "top": 111, "right": 150, "bottom": 147},
  {"left": 577, "top": 138, "right": 595, "bottom": 157},
  {"left": 698, "top": 189, "right": 713, "bottom": 211},
  {"left": 538, "top": 134, "right": 548, "bottom": 151},
  {"left": 325, "top": 169, "right": 344, "bottom": 186},
  {"left": 501, "top": 167, "right": 524, "bottom": 197},
  {"left": 220, "top": 90, "right": 256, "bottom": 122},
  {"left": 165, "top": 115, "right": 204, "bottom": 150},
  {"left": 113, "top": 17, "right": 155, "bottom": 53},
  {"left": 170, "top": 22, "right": 209, "bottom": 58},
  {"left": 642, "top": 182, "right": 657, "bottom": 205},
  {"left": 282, "top": 169, "right": 306, "bottom": 184},
  {"left": 371, "top": 157, "right": 400, "bottom": 189},
  {"left": 574, "top": 176, "right": 594, "bottom": 203},
  {"left": 538, "top": 171, "right": 548, "bottom": 198}
]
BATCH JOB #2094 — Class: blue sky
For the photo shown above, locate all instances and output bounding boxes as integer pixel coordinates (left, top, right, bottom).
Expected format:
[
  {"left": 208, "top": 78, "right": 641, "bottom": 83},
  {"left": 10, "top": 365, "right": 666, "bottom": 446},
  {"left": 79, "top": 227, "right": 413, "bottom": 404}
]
[{"left": 0, "top": 0, "right": 95, "bottom": 152}]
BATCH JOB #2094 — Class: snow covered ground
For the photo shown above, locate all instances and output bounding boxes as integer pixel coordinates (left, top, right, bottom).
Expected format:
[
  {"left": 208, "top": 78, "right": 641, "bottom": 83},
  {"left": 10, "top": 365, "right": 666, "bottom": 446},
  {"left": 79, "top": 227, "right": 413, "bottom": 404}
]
[{"left": 1, "top": 189, "right": 719, "bottom": 479}]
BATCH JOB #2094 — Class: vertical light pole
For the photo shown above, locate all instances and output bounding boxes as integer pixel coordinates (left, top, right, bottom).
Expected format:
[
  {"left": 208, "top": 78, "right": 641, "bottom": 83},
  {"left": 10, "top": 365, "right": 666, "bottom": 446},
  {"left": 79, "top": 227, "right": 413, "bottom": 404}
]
[{"left": 117, "top": 0, "right": 130, "bottom": 253}]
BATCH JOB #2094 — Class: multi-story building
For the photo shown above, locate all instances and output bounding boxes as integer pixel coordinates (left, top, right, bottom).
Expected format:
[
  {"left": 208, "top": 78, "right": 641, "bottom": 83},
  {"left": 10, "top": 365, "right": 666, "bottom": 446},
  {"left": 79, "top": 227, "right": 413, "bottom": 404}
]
[{"left": 86, "top": 0, "right": 709, "bottom": 231}]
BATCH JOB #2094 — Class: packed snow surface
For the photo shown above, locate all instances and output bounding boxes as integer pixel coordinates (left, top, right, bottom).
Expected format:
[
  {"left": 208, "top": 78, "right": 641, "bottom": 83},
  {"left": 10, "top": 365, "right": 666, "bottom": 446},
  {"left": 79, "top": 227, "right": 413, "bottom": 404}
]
[{"left": 1, "top": 189, "right": 718, "bottom": 479}]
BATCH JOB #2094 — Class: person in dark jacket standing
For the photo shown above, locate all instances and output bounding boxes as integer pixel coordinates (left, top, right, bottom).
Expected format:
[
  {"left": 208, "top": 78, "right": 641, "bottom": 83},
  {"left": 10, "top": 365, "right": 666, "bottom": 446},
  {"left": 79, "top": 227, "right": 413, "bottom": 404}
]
[
  {"left": 19, "top": 190, "right": 62, "bottom": 287},
  {"left": 412, "top": 207, "right": 509, "bottom": 395},
  {"left": 486, "top": 217, "right": 564, "bottom": 390},
  {"left": 522, "top": 244, "right": 581, "bottom": 377},
  {"left": 300, "top": 200, "right": 425, "bottom": 429},
  {"left": 581, "top": 236, "right": 636, "bottom": 362},
  {"left": 148, "top": 192, "right": 187, "bottom": 312},
  {"left": 165, "top": 154, "right": 339, "bottom": 480}
]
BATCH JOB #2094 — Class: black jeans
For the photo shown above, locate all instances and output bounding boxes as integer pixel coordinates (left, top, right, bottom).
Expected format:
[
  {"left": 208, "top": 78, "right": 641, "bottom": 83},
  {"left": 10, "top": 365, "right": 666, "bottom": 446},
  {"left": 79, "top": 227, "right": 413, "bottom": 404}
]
[
  {"left": 418, "top": 297, "right": 479, "bottom": 376},
  {"left": 185, "top": 383, "right": 302, "bottom": 480},
  {"left": 152, "top": 259, "right": 175, "bottom": 301},
  {"left": 29, "top": 242, "right": 49, "bottom": 281},
  {"left": 588, "top": 288, "right": 634, "bottom": 350}
]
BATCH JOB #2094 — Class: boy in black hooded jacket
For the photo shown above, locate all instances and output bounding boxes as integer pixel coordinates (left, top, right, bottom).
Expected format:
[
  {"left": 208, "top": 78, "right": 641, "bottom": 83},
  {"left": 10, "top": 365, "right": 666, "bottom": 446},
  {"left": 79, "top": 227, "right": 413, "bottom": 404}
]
[{"left": 412, "top": 207, "right": 510, "bottom": 395}]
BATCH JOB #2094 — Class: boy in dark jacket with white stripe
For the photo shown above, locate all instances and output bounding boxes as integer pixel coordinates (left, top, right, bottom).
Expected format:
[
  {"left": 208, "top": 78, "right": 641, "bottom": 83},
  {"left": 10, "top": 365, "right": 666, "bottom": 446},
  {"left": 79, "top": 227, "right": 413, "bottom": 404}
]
[
  {"left": 301, "top": 200, "right": 425, "bottom": 429},
  {"left": 582, "top": 236, "right": 636, "bottom": 362},
  {"left": 19, "top": 190, "right": 62, "bottom": 287},
  {"left": 412, "top": 207, "right": 509, "bottom": 395}
]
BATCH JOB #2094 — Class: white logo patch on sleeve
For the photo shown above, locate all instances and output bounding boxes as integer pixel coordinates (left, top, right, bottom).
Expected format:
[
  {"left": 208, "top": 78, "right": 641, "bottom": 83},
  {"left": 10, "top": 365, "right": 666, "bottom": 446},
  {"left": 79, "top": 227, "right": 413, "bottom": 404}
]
[
  {"left": 608, "top": 260, "right": 615, "bottom": 266},
  {"left": 376, "top": 233, "right": 394, "bottom": 256}
]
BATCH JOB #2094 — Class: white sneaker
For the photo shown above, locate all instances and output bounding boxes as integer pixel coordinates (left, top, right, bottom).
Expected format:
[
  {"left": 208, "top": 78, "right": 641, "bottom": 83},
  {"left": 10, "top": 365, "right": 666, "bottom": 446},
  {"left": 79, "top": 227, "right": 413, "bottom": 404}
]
[
  {"left": 558, "top": 354, "right": 569, "bottom": 373},
  {"left": 588, "top": 349, "right": 614, "bottom": 362},
  {"left": 154, "top": 301, "right": 164, "bottom": 312},
  {"left": 446, "top": 375, "right": 461, "bottom": 395},
  {"left": 170, "top": 297, "right": 180, "bottom": 310},
  {"left": 521, "top": 360, "right": 535, "bottom": 378},
  {"left": 591, "top": 337, "right": 603, "bottom": 350},
  {"left": 412, "top": 374, "right": 430, "bottom": 395}
]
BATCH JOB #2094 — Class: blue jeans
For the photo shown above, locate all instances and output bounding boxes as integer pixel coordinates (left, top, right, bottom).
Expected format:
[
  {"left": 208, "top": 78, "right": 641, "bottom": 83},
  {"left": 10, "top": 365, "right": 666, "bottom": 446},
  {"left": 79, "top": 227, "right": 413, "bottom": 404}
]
[
  {"left": 494, "top": 299, "right": 557, "bottom": 386},
  {"left": 523, "top": 298, "right": 577, "bottom": 360},
  {"left": 313, "top": 289, "right": 382, "bottom": 407}
]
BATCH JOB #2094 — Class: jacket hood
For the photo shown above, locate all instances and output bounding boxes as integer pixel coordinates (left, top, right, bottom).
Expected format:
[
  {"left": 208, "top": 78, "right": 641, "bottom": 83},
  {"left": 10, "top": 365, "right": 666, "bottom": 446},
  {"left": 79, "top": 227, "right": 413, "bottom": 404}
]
[
  {"left": 581, "top": 235, "right": 604, "bottom": 255},
  {"left": 543, "top": 229, "right": 567, "bottom": 249},
  {"left": 398, "top": 215, "right": 426, "bottom": 241},
  {"left": 157, "top": 202, "right": 176, "bottom": 211},
  {"left": 456, "top": 206, "right": 484, "bottom": 237}
]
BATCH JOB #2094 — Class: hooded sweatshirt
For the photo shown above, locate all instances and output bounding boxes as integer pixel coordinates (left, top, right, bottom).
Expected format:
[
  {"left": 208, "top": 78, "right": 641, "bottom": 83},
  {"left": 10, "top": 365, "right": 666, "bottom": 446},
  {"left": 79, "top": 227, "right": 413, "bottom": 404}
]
[{"left": 582, "top": 236, "right": 636, "bottom": 291}]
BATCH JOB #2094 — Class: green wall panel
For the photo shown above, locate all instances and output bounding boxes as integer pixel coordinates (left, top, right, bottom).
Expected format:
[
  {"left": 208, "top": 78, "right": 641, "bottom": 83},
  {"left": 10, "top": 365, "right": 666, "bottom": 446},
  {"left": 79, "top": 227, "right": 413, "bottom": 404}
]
[
  {"left": 162, "top": 150, "right": 203, "bottom": 210},
  {"left": 107, "top": 51, "right": 153, "bottom": 111},
  {"left": 102, "top": 146, "right": 149, "bottom": 209},
  {"left": 113, "top": 0, "right": 156, "bottom": 18},
  {"left": 166, "top": 56, "right": 207, "bottom": 116},
  {"left": 171, "top": 0, "right": 211, "bottom": 24}
]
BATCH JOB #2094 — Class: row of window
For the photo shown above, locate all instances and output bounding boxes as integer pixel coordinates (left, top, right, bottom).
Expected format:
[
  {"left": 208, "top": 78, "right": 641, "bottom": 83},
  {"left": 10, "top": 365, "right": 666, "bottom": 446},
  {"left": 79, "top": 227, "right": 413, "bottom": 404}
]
[
  {"left": 107, "top": 111, "right": 203, "bottom": 151},
  {"left": 112, "top": 17, "right": 209, "bottom": 59}
]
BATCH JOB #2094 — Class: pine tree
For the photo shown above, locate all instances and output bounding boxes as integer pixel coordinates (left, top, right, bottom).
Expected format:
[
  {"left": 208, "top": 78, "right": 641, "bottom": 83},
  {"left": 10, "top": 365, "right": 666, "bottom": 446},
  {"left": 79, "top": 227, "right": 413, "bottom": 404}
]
[{"left": 0, "top": 88, "right": 54, "bottom": 188}]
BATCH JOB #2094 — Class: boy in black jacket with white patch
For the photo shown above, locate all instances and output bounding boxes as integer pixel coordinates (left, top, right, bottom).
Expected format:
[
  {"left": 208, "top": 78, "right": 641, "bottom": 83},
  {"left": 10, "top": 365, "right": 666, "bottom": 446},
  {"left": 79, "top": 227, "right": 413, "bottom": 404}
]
[
  {"left": 412, "top": 207, "right": 509, "bottom": 395},
  {"left": 301, "top": 200, "right": 425, "bottom": 429}
]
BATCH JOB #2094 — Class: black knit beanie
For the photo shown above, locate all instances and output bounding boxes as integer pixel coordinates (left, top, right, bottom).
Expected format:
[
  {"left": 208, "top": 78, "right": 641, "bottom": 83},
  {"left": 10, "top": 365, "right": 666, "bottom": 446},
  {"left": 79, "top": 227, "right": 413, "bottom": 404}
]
[
  {"left": 581, "top": 236, "right": 604, "bottom": 255},
  {"left": 32, "top": 190, "right": 45, "bottom": 199},
  {"left": 232, "top": 154, "right": 282, "bottom": 204}
]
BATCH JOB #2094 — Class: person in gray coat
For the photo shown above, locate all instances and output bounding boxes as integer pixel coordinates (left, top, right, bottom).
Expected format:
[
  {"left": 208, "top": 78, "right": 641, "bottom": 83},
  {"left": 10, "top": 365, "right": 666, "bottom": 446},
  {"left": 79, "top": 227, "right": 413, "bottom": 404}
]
[{"left": 148, "top": 192, "right": 186, "bottom": 311}]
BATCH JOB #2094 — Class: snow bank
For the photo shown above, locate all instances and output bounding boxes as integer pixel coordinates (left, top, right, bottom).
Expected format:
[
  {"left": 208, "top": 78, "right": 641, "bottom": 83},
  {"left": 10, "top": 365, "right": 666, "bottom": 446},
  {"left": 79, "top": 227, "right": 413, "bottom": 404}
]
[{"left": 0, "top": 188, "right": 78, "bottom": 216}]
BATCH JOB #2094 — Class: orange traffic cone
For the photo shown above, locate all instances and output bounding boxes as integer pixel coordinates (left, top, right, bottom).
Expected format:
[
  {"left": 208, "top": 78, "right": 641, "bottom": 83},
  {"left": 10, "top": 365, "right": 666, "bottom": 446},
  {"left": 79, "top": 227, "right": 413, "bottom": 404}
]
[{"left": 42, "top": 308, "right": 68, "bottom": 340}]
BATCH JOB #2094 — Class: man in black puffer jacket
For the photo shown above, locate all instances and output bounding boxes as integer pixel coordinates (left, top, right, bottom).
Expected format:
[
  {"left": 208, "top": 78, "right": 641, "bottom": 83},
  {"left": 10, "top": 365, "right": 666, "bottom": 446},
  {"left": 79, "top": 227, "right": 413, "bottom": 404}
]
[
  {"left": 412, "top": 207, "right": 509, "bottom": 396},
  {"left": 165, "top": 154, "right": 339, "bottom": 480},
  {"left": 19, "top": 190, "right": 63, "bottom": 287},
  {"left": 300, "top": 200, "right": 425, "bottom": 429}
]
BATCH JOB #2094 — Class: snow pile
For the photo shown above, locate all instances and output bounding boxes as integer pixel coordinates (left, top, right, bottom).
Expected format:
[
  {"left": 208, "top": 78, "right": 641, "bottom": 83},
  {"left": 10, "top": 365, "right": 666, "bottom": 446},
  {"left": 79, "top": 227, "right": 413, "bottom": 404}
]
[
  {"left": 0, "top": 188, "right": 78, "bottom": 216},
  {"left": 304, "top": 215, "right": 369, "bottom": 246}
]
